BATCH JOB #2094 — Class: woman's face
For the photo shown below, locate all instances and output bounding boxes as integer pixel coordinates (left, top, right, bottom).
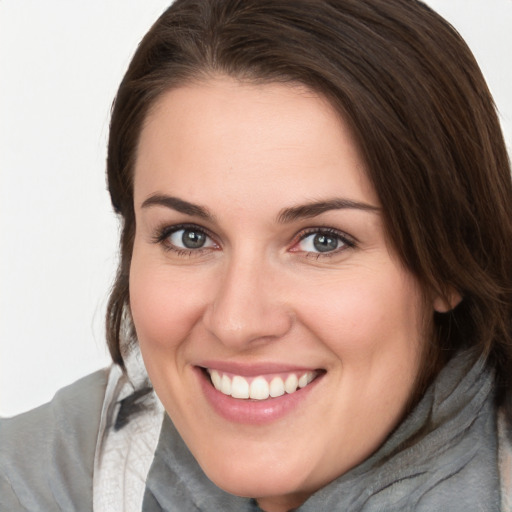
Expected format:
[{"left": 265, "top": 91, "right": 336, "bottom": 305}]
[{"left": 130, "top": 78, "right": 432, "bottom": 510}]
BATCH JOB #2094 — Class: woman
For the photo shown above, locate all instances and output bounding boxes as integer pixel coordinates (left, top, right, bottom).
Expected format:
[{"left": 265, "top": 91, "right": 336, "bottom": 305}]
[{"left": 2, "top": 0, "right": 512, "bottom": 510}]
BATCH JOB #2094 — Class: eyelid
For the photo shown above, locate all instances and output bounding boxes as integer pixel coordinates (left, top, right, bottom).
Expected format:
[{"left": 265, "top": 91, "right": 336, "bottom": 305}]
[
  {"left": 152, "top": 223, "right": 219, "bottom": 253},
  {"left": 151, "top": 223, "right": 356, "bottom": 258},
  {"left": 290, "top": 227, "right": 357, "bottom": 255}
]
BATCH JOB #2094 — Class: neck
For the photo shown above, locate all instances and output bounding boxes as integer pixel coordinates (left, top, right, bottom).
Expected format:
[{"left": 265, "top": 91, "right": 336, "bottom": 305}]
[{"left": 256, "top": 491, "right": 310, "bottom": 512}]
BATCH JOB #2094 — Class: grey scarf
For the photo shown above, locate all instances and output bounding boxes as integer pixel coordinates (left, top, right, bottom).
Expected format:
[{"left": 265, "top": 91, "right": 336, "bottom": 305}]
[{"left": 141, "top": 350, "right": 500, "bottom": 511}]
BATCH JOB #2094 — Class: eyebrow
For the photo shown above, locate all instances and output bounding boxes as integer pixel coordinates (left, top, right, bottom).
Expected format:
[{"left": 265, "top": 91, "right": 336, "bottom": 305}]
[
  {"left": 141, "top": 194, "right": 379, "bottom": 223},
  {"left": 141, "top": 194, "right": 214, "bottom": 220},
  {"left": 277, "top": 198, "right": 380, "bottom": 223}
]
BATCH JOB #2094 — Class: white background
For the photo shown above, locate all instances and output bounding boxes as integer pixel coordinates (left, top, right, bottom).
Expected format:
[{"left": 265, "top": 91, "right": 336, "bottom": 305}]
[{"left": 1, "top": 0, "right": 511, "bottom": 417}]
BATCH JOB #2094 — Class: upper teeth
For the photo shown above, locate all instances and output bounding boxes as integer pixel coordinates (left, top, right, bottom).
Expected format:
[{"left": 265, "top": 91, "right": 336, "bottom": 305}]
[{"left": 207, "top": 369, "right": 317, "bottom": 400}]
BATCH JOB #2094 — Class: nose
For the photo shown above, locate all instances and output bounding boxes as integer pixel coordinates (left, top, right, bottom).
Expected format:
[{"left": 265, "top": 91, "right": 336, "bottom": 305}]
[{"left": 202, "top": 255, "right": 293, "bottom": 349}]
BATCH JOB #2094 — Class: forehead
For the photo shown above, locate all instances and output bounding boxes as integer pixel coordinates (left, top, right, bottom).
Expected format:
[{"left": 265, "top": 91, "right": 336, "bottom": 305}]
[{"left": 134, "top": 77, "right": 378, "bottom": 210}]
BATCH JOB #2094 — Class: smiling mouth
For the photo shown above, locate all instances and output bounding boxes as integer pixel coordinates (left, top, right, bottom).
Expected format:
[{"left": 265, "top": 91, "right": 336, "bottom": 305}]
[{"left": 204, "top": 368, "right": 323, "bottom": 401}]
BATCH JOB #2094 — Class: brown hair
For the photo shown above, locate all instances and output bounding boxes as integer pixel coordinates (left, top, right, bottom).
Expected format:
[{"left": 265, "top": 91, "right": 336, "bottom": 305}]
[{"left": 106, "top": 0, "right": 512, "bottom": 415}]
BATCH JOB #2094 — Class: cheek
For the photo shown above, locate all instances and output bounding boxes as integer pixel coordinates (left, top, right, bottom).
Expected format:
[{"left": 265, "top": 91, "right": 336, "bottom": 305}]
[
  {"left": 295, "top": 267, "right": 425, "bottom": 362},
  {"left": 129, "top": 256, "right": 206, "bottom": 351}
]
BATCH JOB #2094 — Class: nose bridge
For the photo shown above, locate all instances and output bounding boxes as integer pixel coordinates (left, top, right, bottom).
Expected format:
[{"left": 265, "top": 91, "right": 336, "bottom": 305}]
[{"left": 203, "top": 248, "right": 291, "bottom": 347}]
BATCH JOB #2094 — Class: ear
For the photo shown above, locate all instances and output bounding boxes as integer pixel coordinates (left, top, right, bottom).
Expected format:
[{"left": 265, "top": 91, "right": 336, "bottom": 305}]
[{"left": 433, "top": 289, "right": 462, "bottom": 313}]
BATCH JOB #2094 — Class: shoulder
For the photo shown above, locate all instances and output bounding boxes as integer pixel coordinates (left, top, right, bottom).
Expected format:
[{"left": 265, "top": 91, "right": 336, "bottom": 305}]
[
  {"left": 499, "top": 406, "right": 512, "bottom": 512},
  {"left": 0, "top": 369, "right": 109, "bottom": 512}
]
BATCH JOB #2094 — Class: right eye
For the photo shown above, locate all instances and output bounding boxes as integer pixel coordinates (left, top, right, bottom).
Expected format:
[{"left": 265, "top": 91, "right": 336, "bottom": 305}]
[
  {"left": 168, "top": 228, "right": 215, "bottom": 250},
  {"left": 154, "top": 224, "right": 218, "bottom": 255}
]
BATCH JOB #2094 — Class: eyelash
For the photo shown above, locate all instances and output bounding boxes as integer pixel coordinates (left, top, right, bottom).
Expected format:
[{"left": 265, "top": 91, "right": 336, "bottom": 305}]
[
  {"left": 152, "top": 224, "right": 357, "bottom": 258},
  {"left": 152, "top": 223, "right": 218, "bottom": 257},
  {"left": 293, "top": 228, "right": 357, "bottom": 259}
]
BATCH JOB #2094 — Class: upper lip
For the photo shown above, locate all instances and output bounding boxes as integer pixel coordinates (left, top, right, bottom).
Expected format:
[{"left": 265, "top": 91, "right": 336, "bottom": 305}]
[{"left": 197, "top": 360, "right": 322, "bottom": 376}]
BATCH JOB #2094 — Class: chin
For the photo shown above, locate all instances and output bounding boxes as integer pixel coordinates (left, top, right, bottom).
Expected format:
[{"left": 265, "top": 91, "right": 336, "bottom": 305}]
[{"left": 196, "top": 451, "right": 317, "bottom": 501}]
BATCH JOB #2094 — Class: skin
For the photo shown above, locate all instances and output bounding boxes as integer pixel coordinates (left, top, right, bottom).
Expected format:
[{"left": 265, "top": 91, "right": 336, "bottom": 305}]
[{"left": 130, "top": 77, "right": 440, "bottom": 512}]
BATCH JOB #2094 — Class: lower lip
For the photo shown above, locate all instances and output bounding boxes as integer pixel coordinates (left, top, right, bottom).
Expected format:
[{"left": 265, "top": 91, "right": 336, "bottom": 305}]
[{"left": 196, "top": 367, "right": 323, "bottom": 425}]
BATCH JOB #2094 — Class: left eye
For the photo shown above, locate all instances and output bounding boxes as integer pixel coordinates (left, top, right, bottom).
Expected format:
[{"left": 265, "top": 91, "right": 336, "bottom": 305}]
[
  {"left": 296, "top": 232, "right": 347, "bottom": 253},
  {"left": 168, "top": 228, "right": 215, "bottom": 250}
]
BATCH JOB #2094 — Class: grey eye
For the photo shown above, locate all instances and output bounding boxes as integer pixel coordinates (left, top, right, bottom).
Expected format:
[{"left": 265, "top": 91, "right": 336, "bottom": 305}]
[
  {"left": 313, "top": 234, "right": 339, "bottom": 252},
  {"left": 182, "top": 229, "right": 206, "bottom": 249},
  {"left": 169, "top": 228, "right": 214, "bottom": 250},
  {"left": 298, "top": 232, "right": 343, "bottom": 253}
]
